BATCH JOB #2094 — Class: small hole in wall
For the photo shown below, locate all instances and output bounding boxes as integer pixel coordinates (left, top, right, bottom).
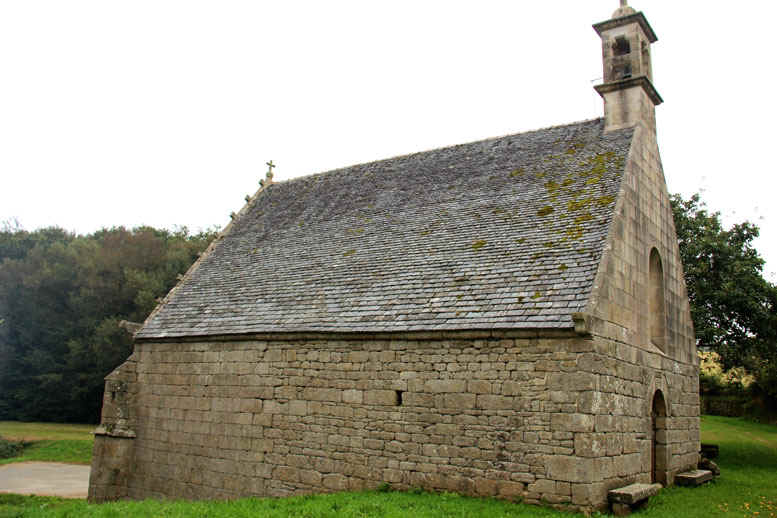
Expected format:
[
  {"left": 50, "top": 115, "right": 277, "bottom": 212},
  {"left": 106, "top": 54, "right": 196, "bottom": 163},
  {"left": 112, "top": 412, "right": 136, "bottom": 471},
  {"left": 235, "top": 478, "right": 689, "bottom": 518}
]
[{"left": 395, "top": 390, "right": 404, "bottom": 406}]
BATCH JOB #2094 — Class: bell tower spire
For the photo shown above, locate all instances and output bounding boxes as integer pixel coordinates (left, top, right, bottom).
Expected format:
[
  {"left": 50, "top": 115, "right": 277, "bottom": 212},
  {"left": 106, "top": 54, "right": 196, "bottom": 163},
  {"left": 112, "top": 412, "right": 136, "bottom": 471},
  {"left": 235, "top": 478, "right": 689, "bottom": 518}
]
[{"left": 593, "top": 2, "right": 662, "bottom": 132}]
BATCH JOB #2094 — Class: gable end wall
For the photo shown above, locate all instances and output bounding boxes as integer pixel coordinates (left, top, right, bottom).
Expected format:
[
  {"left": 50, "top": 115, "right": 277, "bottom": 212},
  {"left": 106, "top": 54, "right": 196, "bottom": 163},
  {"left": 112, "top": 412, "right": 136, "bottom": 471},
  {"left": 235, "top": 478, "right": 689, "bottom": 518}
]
[{"left": 584, "top": 122, "right": 700, "bottom": 484}]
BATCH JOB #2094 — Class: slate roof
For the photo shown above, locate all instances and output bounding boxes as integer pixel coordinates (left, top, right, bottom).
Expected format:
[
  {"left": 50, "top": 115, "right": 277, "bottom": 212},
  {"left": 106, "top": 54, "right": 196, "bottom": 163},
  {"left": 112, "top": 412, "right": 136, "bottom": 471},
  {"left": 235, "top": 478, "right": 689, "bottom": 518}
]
[{"left": 136, "top": 118, "right": 634, "bottom": 339}]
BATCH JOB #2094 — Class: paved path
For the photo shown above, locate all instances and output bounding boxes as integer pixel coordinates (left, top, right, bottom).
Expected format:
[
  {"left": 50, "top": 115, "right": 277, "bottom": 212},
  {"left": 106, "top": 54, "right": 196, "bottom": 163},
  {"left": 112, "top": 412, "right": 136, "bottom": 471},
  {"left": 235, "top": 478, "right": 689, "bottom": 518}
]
[{"left": 0, "top": 462, "right": 90, "bottom": 498}]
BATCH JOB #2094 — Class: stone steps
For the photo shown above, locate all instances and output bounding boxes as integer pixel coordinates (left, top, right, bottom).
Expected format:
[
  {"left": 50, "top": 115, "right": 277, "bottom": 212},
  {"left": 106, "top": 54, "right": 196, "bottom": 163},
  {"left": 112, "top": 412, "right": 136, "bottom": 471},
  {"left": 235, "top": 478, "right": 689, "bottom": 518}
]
[{"left": 675, "top": 469, "right": 714, "bottom": 486}]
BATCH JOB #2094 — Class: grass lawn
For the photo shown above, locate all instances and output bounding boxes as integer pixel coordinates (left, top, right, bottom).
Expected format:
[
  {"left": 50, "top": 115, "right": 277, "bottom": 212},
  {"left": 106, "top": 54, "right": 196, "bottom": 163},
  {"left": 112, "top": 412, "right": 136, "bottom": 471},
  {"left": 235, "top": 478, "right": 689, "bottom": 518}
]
[
  {"left": 0, "top": 422, "right": 94, "bottom": 442},
  {"left": 0, "top": 422, "right": 93, "bottom": 466},
  {"left": 0, "top": 415, "right": 775, "bottom": 517}
]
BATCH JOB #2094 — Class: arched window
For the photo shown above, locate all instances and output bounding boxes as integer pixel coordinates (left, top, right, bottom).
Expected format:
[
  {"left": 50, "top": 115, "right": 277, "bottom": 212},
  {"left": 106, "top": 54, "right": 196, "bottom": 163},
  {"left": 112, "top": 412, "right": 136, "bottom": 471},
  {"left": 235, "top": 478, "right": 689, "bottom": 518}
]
[{"left": 649, "top": 248, "right": 667, "bottom": 350}]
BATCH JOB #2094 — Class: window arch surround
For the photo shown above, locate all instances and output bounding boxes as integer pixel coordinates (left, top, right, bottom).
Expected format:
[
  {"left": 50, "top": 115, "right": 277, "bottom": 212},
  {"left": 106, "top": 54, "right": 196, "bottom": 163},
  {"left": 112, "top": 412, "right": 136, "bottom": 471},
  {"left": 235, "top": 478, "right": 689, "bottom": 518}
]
[{"left": 649, "top": 247, "right": 667, "bottom": 351}]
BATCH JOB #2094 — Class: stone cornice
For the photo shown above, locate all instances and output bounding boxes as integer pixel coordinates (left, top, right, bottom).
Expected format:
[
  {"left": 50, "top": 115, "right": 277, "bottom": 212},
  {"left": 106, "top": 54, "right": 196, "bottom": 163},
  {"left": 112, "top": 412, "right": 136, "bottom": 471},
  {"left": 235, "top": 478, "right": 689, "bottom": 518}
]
[
  {"left": 593, "top": 12, "right": 658, "bottom": 43},
  {"left": 595, "top": 76, "right": 663, "bottom": 106},
  {"left": 134, "top": 327, "right": 581, "bottom": 344}
]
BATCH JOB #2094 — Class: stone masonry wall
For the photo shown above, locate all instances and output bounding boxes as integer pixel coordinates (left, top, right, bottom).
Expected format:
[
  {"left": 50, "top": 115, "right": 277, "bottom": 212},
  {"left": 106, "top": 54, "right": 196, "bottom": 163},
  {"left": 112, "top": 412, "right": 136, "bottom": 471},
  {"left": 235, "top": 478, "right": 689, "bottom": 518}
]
[
  {"left": 88, "top": 353, "right": 138, "bottom": 502},
  {"left": 90, "top": 332, "right": 699, "bottom": 511},
  {"left": 585, "top": 114, "right": 701, "bottom": 487}
]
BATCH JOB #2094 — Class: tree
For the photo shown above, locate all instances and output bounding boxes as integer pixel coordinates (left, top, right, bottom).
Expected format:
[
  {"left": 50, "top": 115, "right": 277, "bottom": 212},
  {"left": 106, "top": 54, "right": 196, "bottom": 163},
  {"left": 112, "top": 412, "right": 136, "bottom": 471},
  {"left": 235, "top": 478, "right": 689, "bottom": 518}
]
[
  {"left": 671, "top": 193, "right": 777, "bottom": 400},
  {"left": 0, "top": 225, "right": 217, "bottom": 422}
]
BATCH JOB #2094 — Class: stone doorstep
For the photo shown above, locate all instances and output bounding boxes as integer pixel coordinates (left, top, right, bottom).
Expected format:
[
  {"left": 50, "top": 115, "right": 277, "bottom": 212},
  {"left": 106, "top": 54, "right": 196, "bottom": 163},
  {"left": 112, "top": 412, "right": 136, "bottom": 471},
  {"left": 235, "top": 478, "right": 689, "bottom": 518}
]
[
  {"left": 608, "top": 483, "right": 662, "bottom": 517},
  {"left": 608, "top": 483, "right": 662, "bottom": 505},
  {"left": 675, "top": 469, "right": 714, "bottom": 487}
]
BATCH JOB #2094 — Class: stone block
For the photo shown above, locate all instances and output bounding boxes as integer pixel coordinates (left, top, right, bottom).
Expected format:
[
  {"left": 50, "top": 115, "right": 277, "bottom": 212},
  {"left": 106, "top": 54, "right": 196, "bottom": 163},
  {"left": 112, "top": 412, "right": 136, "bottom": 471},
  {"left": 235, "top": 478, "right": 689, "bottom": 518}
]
[
  {"left": 342, "top": 389, "right": 363, "bottom": 404},
  {"left": 548, "top": 372, "right": 596, "bottom": 392},
  {"left": 383, "top": 468, "right": 403, "bottom": 483},
  {"left": 551, "top": 413, "right": 594, "bottom": 433},
  {"left": 546, "top": 455, "right": 594, "bottom": 483},
  {"left": 403, "top": 392, "right": 434, "bottom": 407},
  {"left": 528, "top": 478, "right": 555, "bottom": 494},
  {"left": 498, "top": 481, "right": 524, "bottom": 499},
  {"left": 595, "top": 415, "right": 618, "bottom": 432},
  {"left": 364, "top": 390, "right": 398, "bottom": 406},
  {"left": 302, "top": 388, "right": 341, "bottom": 402},
  {"left": 468, "top": 380, "right": 492, "bottom": 394},
  {"left": 274, "top": 466, "right": 299, "bottom": 483},
  {"left": 477, "top": 395, "right": 513, "bottom": 410},
  {"left": 501, "top": 381, "right": 526, "bottom": 396},
  {"left": 574, "top": 433, "right": 606, "bottom": 458},
  {"left": 442, "top": 393, "right": 476, "bottom": 409},
  {"left": 322, "top": 474, "right": 349, "bottom": 491},
  {"left": 474, "top": 478, "right": 499, "bottom": 496},
  {"left": 299, "top": 469, "right": 322, "bottom": 486},
  {"left": 613, "top": 453, "right": 641, "bottom": 477},
  {"left": 578, "top": 391, "right": 611, "bottom": 414},
  {"left": 288, "top": 400, "right": 308, "bottom": 416},
  {"left": 425, "top": 380, "right": 467, "bottom": 393}
]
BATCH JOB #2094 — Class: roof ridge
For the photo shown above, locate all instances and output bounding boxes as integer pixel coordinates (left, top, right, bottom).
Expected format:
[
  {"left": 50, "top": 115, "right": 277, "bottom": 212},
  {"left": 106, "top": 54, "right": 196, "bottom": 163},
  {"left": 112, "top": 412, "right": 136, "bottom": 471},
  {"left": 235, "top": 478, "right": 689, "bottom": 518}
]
[{"left": 276, "top": 117, "right": 605, "bottom": 186}]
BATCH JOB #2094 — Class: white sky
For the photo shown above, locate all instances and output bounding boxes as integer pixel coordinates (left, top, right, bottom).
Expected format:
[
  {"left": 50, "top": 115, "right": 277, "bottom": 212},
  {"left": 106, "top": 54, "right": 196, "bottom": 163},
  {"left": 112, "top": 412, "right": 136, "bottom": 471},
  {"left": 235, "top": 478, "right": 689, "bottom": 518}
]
[{"left": 1, "top": 1, "right": 775, "bottom": 281}]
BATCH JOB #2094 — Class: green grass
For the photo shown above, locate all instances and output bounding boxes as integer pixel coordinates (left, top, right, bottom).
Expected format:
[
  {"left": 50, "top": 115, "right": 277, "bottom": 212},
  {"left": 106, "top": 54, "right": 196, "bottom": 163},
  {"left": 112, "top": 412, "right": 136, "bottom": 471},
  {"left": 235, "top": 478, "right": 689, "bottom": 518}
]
[
  {"left": 0, "top": 491, "right": 576, "bottom": 518},
  {"left": 0, "top": 422, "right": 94, "bottom": 442},
  {"left": 0, "top": 440, "right": 92, "bottom": 466},
  {"left": 0, "top": 422, "right": 93, "bottom": 466},
  {"left": 0, "top": 416, "right": 775, "bottom": 517},
  {"left": 637, "top": 415, "right": 777, "bottom": 518}
]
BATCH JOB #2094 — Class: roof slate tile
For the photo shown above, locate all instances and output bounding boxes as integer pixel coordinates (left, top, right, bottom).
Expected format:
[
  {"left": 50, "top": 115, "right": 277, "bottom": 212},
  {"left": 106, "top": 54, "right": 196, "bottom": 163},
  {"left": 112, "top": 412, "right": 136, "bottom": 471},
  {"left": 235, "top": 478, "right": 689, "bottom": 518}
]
[{"left": 137, "top": 118, "right": 633, "bottom": 339}]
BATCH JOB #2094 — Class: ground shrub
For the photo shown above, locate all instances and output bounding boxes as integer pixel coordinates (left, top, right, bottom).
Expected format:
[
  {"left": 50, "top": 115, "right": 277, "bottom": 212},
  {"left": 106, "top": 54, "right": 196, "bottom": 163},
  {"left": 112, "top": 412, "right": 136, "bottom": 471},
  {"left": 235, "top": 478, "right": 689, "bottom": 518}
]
[{"left": 0, "top": 435, "right": 23, "bottom": 459}]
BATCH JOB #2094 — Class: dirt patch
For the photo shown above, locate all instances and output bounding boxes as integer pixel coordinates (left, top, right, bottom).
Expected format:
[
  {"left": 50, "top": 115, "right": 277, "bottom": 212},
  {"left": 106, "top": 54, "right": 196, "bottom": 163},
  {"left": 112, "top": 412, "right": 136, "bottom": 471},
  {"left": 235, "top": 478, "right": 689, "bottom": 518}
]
[{"left": 0, "top": 461, "right": 90, "bottom": 498}]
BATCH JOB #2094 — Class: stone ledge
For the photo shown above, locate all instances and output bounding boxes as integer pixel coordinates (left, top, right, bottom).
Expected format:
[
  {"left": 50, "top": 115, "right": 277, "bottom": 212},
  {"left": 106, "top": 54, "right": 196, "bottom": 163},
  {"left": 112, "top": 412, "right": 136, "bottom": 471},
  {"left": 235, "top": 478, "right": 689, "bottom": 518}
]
[
  {"left": 93, "top": 425, "right": 136, "bottom": 439},
  {"left": 608, "top": 483, "right": 662, "bottom": 516},
  {"left": 675, "top": 470, "right": 713, "bottom": 487},
  {"left": 608, "top": 483, "right": 662, "bottom": 505}
]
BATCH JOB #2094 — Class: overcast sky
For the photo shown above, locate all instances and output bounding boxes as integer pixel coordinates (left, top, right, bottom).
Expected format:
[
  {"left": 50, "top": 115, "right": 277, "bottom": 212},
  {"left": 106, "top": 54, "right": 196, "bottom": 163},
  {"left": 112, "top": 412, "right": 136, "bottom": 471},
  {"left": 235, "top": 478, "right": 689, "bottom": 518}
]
[{"left": 1, "top": 1, "right": 775, "bottom": 281}]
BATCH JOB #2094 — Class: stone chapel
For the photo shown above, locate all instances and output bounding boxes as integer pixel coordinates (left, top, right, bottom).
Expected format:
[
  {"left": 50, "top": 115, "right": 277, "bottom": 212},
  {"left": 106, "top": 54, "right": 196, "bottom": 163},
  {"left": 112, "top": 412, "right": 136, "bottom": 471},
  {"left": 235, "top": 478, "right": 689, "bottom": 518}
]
[{"left": 89, "top": 3, "right": 701, "bottom": 512}]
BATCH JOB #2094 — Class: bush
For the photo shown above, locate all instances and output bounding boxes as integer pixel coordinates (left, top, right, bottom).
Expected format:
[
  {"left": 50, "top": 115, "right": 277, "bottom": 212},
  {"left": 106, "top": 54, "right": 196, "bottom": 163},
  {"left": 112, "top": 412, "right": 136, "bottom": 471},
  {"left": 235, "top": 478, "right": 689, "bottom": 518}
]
[
  {"left": 699, "top": 350, "right": 753, "bottom": 396},
  {"left": 0, "top": 435, "right": 23, "bottom": 459}
]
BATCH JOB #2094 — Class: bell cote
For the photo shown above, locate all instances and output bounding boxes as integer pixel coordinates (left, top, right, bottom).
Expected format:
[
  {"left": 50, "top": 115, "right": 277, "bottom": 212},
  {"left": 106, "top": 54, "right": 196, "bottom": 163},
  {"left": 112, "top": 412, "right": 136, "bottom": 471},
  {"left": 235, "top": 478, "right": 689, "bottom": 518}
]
[{"left": 593, "top": 2, "right": 662, "bottom": 132}]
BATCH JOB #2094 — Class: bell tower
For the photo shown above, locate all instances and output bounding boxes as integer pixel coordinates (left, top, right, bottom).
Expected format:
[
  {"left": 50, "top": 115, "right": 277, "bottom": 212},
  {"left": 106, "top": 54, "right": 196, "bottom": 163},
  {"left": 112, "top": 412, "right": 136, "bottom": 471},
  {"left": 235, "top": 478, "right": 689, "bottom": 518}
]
[{"left": 593, "top": 1, "right": 662, "bottom": 132}]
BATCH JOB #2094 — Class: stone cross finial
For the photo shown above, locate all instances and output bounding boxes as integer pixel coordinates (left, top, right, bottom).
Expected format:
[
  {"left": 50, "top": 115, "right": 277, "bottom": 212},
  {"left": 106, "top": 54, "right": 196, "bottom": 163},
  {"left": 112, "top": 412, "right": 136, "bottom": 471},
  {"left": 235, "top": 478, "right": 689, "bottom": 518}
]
[
  {"left": 261, "top": 160, "right": 275, "bottom": 187},
  {"left": 267, "top": 160, "right": 275, "bottom": 187},
  {"left": 620, "top": 0, "right": 628, "bottom": 6}
]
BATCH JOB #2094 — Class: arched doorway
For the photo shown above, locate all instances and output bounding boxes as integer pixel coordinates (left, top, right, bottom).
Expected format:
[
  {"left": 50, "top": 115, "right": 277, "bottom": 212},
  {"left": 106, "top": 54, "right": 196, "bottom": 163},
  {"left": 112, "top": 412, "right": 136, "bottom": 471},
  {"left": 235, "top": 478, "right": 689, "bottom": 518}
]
[{"left": 651, "top": 390, "right": 668, "bottom": 485}]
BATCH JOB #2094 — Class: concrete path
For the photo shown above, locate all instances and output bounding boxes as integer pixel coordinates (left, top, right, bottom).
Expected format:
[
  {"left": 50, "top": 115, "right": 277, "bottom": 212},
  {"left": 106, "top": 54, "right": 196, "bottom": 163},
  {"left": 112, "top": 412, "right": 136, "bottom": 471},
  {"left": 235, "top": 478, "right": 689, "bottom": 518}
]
[{"left": 0, "top": 462, "right": 90, "bottom": 498}]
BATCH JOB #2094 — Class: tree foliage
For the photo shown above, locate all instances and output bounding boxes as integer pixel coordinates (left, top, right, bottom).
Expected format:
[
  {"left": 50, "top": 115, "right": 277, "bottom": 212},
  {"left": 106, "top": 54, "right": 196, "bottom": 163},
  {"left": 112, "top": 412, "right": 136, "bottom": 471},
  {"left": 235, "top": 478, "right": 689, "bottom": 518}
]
[
  {"left": 671, "top": 193, "right": 777, "bottom": 399},
  {"left": 0, "top": 223, "right": 216, "bottom": 423}
]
